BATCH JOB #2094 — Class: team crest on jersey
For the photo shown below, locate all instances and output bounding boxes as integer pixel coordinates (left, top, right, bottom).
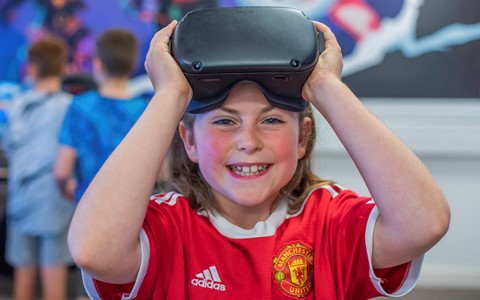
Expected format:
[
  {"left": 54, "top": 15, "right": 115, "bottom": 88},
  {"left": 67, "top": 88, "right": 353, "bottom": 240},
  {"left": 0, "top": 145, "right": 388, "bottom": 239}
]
[{"left": 273, "top": 242, "right": 314, "bottom": 298}]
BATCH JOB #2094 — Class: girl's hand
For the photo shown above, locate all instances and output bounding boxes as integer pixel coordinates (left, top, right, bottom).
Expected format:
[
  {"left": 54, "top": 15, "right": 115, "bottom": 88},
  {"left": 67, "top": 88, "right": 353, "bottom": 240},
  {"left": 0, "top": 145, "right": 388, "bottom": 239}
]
[
  {"left": 144, "top": 20, "right": 193, "bottom": 102},
  {"left": 302, "top": 21, "right": 343, "bottom": 103}
]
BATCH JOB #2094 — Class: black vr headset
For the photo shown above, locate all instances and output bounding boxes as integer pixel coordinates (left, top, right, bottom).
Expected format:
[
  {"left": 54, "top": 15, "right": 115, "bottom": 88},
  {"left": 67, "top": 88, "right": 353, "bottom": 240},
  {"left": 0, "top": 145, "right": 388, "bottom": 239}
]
[{"left": 171, "top": 6, "right": 325, "bottom": 114}]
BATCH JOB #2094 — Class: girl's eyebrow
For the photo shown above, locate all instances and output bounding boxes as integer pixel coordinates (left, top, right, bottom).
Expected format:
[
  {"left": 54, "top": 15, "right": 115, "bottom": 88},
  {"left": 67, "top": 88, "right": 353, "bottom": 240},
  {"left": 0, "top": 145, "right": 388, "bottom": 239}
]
[
  {"left": 218, "top": 105, "right": 276, "bottom": 115},
  {"left": 218, "top": 107, "right": 238, "bottom": 114}
]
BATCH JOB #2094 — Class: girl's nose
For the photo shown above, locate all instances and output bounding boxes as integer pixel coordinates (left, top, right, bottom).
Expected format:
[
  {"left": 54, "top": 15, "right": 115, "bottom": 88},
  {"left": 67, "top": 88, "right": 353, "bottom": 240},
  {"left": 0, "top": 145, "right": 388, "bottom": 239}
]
[{"left": 236, "top": 125, "right": 263, "bottom": 153}]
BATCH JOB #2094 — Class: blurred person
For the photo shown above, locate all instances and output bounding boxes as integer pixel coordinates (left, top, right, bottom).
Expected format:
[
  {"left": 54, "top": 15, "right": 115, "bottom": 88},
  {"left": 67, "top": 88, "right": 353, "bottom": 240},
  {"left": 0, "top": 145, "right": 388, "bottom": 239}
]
[
  {"left": 0, "top": 0, "right": 28, "bottom": 82},
  {"left": 36, "top": 0, "right": 95, "bottom": 73},
  {"left": 2, "top": 35, "right": 75, "bottom": 300},
  {"left": 54, "top": 28, "right": 149, "bottom": 300}
]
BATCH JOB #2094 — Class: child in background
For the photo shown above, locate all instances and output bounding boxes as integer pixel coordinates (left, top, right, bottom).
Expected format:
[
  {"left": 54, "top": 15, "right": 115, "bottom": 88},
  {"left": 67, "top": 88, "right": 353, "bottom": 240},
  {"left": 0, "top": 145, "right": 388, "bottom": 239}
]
[
  {"left": 68, "top": 20, "right": 450, "bottom": 299},
  {"left": 55, "top": 28, "right": 148, "bottom": 204},
  {"left": 54, "top": 28, "right": 149, "bottom": 299},
  {"left": 2, "top": 36, "right": 75, "bottom": 300}
]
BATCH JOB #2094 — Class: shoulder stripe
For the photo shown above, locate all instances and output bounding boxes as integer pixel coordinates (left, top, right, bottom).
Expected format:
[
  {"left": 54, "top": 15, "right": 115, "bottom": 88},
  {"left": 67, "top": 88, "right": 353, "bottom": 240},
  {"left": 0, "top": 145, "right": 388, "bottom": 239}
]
[
  {"left": 287, "top": 184, "right": 343, "bottom": 218},
  {"left": 151, "top": 191, "right": 183, "bottom": 206}
]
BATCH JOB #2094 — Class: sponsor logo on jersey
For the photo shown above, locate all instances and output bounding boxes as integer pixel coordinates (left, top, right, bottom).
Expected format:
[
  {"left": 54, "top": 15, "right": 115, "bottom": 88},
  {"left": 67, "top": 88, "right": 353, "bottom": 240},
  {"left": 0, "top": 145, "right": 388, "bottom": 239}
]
[
  {"left": 273, "top": 242, "right": 314, "bottom": 298},
  {"left": 191, "top": 265, "right": 226, "bottom": 292}
]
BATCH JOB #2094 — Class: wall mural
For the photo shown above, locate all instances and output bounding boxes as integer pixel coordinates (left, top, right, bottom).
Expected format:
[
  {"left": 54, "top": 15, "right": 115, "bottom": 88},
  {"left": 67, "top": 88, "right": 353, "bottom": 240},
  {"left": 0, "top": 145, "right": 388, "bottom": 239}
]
[{"left": 0, "top": 0, "right": 479, "bottom": 102}]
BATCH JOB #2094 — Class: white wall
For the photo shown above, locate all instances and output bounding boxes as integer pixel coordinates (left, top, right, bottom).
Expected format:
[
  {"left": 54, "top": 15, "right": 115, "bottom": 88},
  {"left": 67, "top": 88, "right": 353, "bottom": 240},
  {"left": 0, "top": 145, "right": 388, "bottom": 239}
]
[{"left": 312, "top": 98, "right": 480, "bottom": 289}]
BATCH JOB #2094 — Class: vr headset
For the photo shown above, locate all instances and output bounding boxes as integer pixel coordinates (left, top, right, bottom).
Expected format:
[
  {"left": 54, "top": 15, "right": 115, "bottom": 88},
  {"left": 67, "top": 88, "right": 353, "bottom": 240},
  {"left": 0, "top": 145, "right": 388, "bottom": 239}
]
[{"left": 171, "top": 6, "right": 325, "bottom": 114}]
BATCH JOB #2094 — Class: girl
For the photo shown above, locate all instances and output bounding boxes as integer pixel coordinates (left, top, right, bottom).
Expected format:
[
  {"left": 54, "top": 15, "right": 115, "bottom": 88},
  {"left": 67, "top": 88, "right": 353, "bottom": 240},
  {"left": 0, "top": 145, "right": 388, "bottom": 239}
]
[{"left": 68, "top": 20, "right": 450, "bottom": 299}]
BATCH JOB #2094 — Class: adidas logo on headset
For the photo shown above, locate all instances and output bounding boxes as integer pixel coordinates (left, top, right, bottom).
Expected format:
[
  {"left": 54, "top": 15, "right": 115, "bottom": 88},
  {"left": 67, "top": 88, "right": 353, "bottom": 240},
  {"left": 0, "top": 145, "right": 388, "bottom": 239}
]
[{"left": 191, "top": 266, "right": 226, "bottom": 292}]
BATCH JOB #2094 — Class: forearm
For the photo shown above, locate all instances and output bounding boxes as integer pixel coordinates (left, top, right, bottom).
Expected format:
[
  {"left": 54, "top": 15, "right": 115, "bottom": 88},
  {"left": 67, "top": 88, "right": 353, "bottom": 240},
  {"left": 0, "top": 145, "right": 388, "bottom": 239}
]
[
  {"left": 54, "top": 146, "right": 77, "bottom": 200},
  {"left": 68, "top": 90, "right": 188, "bottom": 282},
  {"left": 311, "top": 75, "right": 450, "bottom": 267}
]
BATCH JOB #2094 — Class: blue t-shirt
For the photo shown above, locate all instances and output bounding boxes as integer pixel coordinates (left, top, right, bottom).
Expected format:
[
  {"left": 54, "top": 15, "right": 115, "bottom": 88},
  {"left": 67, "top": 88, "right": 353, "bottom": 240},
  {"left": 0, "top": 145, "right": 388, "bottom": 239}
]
[{"left": 59, "top": 90, "right": 148, "bottom": 202}]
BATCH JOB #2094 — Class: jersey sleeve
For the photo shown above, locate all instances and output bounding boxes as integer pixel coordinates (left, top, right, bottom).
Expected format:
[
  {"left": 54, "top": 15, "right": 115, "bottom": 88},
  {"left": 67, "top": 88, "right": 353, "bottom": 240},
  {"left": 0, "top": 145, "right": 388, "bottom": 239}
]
[
  {"left": 81, "top": 230, "right": 151, "bottom": 300},
  {"left": 81, "top": 192, "right": 185, "bottom": 299},
  {"left": 365, "top": 206, "right": 423, "bottom": 296},
  {"left": 326, "top": 189, "right": 423, "bottom": 298}
]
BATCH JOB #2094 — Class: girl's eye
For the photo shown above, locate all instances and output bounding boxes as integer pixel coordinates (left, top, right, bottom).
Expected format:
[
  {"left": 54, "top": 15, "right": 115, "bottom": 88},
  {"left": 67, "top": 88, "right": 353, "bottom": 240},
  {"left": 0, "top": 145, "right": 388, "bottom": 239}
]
[
  {"left": 263, "top": 117, "right": 284, "bottom": 125},
  {"left": 213, "top": 119, "right": 235, "bottom": 126}
]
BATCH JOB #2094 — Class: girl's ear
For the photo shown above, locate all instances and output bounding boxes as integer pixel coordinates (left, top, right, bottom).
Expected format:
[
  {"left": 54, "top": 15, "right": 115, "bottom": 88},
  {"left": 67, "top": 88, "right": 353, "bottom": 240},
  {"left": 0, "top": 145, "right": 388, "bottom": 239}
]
[
  {"left": 179, "top": 121, "right": 198, "bottom": 163},
  {"left": 298, "top": 116, "right": 312, "bottom": 160}
]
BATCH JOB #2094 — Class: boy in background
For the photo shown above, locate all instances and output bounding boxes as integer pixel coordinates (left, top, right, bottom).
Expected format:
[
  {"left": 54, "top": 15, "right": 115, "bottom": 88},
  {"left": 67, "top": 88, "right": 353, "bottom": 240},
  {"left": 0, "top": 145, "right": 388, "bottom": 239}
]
[
  {"left": 54, "top": 28, "right": 148, "bottom": 299},
  {"left": 3, "top": 36, "right": 75, "bottom": 300}
]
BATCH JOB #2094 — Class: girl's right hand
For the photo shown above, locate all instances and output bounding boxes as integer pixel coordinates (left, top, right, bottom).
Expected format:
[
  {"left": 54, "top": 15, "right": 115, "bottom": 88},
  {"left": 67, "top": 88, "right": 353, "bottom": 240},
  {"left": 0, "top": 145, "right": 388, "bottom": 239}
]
[{"left": 144, "top": 20, "right": 193, "bottom": 103}]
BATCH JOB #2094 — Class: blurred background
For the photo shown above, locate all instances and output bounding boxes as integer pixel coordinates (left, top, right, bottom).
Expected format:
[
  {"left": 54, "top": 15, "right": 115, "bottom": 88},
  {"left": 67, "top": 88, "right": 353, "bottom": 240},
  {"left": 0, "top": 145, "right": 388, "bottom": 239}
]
[{"left": 0, "top": 0, "right": 479, "bottom": 298}]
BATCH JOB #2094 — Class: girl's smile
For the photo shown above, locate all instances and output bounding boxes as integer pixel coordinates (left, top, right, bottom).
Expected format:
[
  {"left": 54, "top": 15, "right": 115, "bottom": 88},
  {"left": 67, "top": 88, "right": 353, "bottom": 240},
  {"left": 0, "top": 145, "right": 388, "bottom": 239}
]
[{"left": 227, "top": 163, "right": 271, "bottom": 178}]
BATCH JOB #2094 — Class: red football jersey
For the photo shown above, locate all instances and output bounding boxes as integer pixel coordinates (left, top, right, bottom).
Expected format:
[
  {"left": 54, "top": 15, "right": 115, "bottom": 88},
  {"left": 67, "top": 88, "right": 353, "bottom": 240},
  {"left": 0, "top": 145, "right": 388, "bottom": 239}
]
[{"left": 83, "top": 185, "right": 422, "bottom": 299}]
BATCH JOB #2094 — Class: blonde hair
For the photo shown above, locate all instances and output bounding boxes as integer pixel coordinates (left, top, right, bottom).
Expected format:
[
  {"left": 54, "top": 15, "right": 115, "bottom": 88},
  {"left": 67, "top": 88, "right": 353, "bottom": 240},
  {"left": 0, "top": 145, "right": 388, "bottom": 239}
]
[{"left": 166, "top": 105, "right": 331, "bottom": 214}]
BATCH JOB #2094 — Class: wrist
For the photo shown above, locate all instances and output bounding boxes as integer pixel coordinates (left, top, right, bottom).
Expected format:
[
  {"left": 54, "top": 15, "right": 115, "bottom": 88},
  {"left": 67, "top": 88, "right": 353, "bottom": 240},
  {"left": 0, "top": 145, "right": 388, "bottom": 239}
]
[
  {"left": 307, "top": 73, "right": 345, "bottom": 106},
  {"left": 312, "top": 71, "right": 342, "bottom": 89},
  {"left": 150, "top": 87, "right": 191, "bottom": 114}
]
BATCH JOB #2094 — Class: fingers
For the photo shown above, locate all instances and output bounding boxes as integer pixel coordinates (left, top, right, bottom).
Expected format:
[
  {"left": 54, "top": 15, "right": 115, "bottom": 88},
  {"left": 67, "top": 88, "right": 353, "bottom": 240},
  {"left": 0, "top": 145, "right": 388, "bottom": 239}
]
[
  {"left": 145, "top": 20, "right": 178, "bottom": 71},
  {"left": 149, "top": 20, "right": 178, "bottom": 51},
  {"left": 312, "top": 21, "right": 342, "bottom": 53}
]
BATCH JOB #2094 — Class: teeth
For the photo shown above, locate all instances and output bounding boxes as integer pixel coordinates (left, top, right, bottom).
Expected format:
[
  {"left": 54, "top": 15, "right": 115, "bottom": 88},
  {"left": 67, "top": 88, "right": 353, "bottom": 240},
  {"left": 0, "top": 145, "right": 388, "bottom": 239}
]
[{"left": 230, "top": 164, "right": 268, "bottom": 177}]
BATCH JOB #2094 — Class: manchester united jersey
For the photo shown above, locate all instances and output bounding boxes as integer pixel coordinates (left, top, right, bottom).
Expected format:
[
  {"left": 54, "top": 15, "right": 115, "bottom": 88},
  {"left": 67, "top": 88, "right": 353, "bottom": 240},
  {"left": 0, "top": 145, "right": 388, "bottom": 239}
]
[{"left": 82, "top": 185, "right": 423, "bottom": 299}]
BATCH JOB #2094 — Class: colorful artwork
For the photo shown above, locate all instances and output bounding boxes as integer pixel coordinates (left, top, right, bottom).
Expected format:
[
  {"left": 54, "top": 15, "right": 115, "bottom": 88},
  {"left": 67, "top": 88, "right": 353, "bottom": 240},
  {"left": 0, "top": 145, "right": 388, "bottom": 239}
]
[
  {"left": 218, "top": 0, "right": 480, "bottom": 98},
  {"left": 1, "top": 0, "right": 479, "bottom": 97}
]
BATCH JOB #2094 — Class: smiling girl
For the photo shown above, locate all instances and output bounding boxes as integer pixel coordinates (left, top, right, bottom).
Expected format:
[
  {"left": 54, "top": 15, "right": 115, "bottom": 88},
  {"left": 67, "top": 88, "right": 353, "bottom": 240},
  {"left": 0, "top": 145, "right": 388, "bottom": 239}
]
[{"left": 67, "top": 19, "right": 450, "bottom": 299}]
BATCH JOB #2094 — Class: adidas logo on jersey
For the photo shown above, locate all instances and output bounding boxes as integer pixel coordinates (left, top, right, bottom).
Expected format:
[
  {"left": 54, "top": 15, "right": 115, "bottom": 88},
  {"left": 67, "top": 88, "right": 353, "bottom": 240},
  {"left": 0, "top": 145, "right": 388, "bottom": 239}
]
[{"left": 191, "top": 266, "right": 226, "bottom": 292}]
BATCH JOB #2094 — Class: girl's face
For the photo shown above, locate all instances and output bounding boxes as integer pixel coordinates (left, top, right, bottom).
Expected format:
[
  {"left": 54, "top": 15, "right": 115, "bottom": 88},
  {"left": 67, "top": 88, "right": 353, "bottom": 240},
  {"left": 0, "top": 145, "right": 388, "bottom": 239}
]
[{"left": 180, "top": 82, "right": 310, "bottom": 221}]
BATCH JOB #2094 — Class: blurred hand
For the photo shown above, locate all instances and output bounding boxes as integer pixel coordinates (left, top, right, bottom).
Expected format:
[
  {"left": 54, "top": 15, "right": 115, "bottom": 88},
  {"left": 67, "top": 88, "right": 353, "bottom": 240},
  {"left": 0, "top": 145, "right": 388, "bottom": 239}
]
[{"left": 64, "top": 177, "right": 77, "bottom": 202}]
